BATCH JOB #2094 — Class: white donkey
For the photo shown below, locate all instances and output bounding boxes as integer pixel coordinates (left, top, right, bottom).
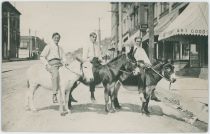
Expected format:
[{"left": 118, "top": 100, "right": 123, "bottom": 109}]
[{"left": 25, "top": 58, "right": 94, "bottom": 116}]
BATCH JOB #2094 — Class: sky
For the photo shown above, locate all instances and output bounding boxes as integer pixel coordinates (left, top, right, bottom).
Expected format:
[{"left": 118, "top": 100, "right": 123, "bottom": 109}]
[{"left": 14, "top": 2, "right": 111, "bottom": 52}]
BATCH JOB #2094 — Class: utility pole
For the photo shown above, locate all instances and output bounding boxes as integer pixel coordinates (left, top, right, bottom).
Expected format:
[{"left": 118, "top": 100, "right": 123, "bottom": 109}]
[
  {"left": 148, "top": 3, "right": 154, "bottom": 63},
  {"left": 118, "top": 2, "right": 122, "bottom": 53},
  {"left": 7, "top": 12, "right": 10, "bottom": 59},
  {"left": 29, "top": 29, "right": 31, "bottom": 59},
  {"left": 98, "top": 17, "right": 101, "bottom": 46},
  {"left": 98, "top": 17, "right": 102, "bottom": 56}
]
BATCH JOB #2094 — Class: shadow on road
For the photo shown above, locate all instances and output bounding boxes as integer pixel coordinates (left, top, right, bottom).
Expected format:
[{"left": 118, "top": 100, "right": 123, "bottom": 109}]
[
  {"left": 38, "top": 103, "right": 164, "bottom": 117},
  {"left": 37, "top": 103, "right": 192, "bottom": 125}
]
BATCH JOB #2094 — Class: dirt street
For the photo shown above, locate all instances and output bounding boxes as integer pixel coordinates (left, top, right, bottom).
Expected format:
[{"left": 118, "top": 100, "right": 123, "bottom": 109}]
[{"left": 1, "top": 60, "right": 206, "bottom": 132}]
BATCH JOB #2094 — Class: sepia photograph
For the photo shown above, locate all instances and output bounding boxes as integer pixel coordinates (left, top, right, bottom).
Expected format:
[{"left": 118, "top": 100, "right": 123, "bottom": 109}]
[{"left": 1, "top": 1, "right": 209, "bottom": 132}]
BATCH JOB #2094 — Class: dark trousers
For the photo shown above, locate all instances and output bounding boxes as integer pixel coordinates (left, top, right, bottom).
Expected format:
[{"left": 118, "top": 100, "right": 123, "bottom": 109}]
[
  {"left": 89, "top": 82, "right": 95, "bottom": 92},
  {"left": 138, "top": 68, "right": 146, "bottom": 94}
]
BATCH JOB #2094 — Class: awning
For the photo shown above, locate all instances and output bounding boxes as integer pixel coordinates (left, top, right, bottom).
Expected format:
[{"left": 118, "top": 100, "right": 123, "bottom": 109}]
[
  {"left": 142, "top": 10, "right": 179, "bottom": 42},
  {"left": 159, "top": 3, "right": 208, "bottom": 41}
]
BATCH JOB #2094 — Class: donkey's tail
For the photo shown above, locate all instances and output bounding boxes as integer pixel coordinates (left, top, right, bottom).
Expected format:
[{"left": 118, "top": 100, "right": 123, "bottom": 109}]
[{"left": 27, "top": 80, "right": 30, "bottom": 88}]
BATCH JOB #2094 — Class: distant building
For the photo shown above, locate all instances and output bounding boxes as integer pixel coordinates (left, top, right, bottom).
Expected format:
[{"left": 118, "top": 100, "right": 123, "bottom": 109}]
[
  {"left": 2, "top": 2, "right": 21, "bottom": 60},
  {"left": 19, "top": 36, "right": 47, "bottom": 59}
]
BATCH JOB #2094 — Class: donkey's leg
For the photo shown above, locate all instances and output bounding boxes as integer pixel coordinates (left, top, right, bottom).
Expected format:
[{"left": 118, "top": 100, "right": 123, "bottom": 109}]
[
  {"left": 64, "top": 90, "right": 71, "bottom": 114},
  {"left": 28, "top": 84, "right": 38, "bottom": 112},
  {"left": 59, "top": 89, "right": 65, "bottom": 116},
  {"left": 25, "top": 90, "right": 30, "bottom": 111},
  {"left": 113, "top": 81, "right": 121, "bottom": 109},
  {"left": 103, "top": 83, "right": 109, "bottom": 112},
  {"left": 143, "top": 87, "right": 153, "bottom": 115},
  {"left": 144, "top": 98, "right": 150, "bottom": 115},
  {"left": 110, "top": 84, "right": 116, "bottom": 113}
]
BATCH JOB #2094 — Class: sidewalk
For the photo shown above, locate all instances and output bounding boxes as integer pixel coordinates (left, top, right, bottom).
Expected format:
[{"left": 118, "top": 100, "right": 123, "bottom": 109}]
[{"left": 156, "top": 77, "right": 208, "bottom": 123}]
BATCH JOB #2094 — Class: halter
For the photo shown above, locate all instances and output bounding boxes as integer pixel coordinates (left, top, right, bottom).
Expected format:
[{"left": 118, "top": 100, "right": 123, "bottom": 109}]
[
  {"left": 119, "top": 54, "right": 137, "bottom": 75},
  {"left": 149, "top": 63, "right": 174, "bottom": 83},
  {"left": 64, "top": 64, "right": 82, "bottom": 77}
]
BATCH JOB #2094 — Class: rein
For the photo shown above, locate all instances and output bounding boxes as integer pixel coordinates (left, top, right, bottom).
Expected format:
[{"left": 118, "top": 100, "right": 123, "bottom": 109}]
[
  {"left": 149, "top": 66, "right": 172, "bottom": 83},
  {"left": 119, "top": 69, "right": 133, "bottom": 74},
  {"left": 64, "top": 65, "right": 81, "bottom": 76}
]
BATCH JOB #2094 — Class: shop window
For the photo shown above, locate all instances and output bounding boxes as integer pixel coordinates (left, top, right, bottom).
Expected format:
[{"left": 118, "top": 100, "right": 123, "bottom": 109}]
[
  {"left": 190, "top": 44, "right": 200, "bottom": 67},
  {"left": 143, "top": 5, "right": 148, "bottom": 24},
  {"left": 157, "top": 43, "right": 164, "bottom": 59},
  {"left": 181, "top": 43, "right": 190, "bottom": 60}
]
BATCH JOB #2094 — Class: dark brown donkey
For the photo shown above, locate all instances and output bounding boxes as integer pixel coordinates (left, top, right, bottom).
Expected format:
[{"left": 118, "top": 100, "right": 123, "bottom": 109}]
[
  {"left": 68, "top": 51, "right": 137, "bottom": 113},
  {"left": 139, "top": 60, "right": 176, "bottom": 115}
]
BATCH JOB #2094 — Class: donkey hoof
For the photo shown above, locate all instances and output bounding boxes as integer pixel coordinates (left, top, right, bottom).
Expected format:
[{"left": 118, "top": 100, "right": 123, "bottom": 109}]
[
  {"left": 60, "top": 112, "right": 66, "bottom": 116},
  {"left": 25, "top": 106, "right": 30, "bottom": 111},
  {"left": 110, "top": 109, "right": 116, "bottom": 113},
  {"left": 115, "top": 105, "right": 122, "bottom": 110},
  {"left": 105, "top": 108, "right": 109, "bottom": 113},
  {"left": 31, "top": 109, "right": 38, "bottom": 113},
  {"left": 66, "top": 109, "right": 71, "bottom": 114}
]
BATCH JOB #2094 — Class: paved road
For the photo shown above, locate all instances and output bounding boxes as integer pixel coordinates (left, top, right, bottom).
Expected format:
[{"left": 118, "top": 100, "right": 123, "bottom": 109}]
[{"left": 1, "top": 60, "right": 206, "bottom": 132}]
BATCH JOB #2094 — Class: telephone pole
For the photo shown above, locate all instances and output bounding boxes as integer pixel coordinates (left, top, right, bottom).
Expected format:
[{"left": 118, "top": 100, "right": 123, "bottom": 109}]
[
  {"left": 29, "top": 29, "right": 31, "bottom": 59},
  {"left": 118, "top": 2, "right": 122, "bottom": 52},
  {"left": 7, "top": 12, "right": 10, "bottom": 59},
  {"left": 148, "top": 3, "right": 154, "bottom": 63},
  {"left": 98, "top": 17, "right": 101, "bottom": 46}
]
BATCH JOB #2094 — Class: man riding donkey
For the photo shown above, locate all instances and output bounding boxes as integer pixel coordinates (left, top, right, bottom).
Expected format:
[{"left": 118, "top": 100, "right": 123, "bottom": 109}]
[
  {"left": 69, "top": 32, "right": 102, "bottom": 103},
  {"left": 133, "top": 37, "right": 161, "bottom": 102},
  {"left": 40, "top": 32, "right": 75, "bottom": 103}
]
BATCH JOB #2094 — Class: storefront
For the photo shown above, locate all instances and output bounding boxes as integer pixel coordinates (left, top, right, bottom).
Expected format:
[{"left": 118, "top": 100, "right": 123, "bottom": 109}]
[{"left": 158, "top": 3, "right": 208, "bottom": 70}]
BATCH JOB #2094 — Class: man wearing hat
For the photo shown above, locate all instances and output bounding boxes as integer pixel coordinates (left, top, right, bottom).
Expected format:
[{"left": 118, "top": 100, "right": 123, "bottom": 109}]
[
  {"left": 82, "top": 32, "right": 102, "bottom": 102},
  {"left": 133, "top": 37, "right": 160, "bottom": 102}
]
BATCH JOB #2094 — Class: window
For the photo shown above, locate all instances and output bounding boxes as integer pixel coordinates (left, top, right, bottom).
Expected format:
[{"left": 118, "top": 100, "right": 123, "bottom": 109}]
[
  {"left": 181, "top": 43, "right": 190, "bottom": 60},
  {"left": 160, "top": 2, "right": 169, "bottom": 13},
  {"left": 143, "top": 5, "right": 148, "bottom": 24},
  {"left": 157, "top": 41, "right": 190, "bottom": 61},
  {"left": 190, "top": 44, "right": 199, "bottom": 67},
  {"left": 20, "top": 41, "right": 29, "bottom": 49},
  {"left": 153, "top": 3, "right": 158, "bottom": 19}
]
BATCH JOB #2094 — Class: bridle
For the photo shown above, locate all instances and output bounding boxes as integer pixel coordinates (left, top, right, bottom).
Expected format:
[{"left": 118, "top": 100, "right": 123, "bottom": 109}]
[
  {"left": 119, "top": 55, "right": 137, "bottom": 75},
  {"left": 149, "top": 63, "right": 174, "bottom": 83},
  {"left": 64, "top": 64, "right": 83, "bottom": 77}
]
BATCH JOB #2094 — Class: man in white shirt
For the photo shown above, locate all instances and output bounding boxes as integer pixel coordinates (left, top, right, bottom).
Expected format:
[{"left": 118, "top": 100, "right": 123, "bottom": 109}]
[
  {"left": 83, "top": 32, "right": 102, "bottom": 102},
  {"left": 40, "top": 32, "right": 65, "bottom": 103},
  {"left": 133, "top": 37, "right": 160, "bottom": 102}
]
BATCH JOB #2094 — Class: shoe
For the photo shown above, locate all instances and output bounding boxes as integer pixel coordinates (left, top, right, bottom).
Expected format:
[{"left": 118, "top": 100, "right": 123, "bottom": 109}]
[{"left": 53, "top": 94, "right": 58, "bottom": 103}]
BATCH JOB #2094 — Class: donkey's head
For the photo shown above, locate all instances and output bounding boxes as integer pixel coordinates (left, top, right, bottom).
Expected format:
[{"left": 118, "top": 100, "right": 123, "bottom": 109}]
[{"left": 161, "top": 59, "right": 176, "bottom": 83}]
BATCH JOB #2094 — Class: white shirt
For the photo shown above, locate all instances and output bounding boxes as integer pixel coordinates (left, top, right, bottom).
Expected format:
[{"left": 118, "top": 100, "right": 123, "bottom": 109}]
[
  {"left": 133, "top": 45, "right": 151, "bottom": 65},
  {"left": 83, "top": 41, "right": 101, "bottom": 61},
  {"left": 40, "top": 42, "right": 65, "bottom": 65}
]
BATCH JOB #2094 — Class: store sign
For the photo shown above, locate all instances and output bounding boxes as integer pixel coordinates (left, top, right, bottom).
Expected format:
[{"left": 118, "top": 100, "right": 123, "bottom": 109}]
[
  {"left": 177, "top": 28, "right": 208, "bottom": 35},
  {"left": 140, "top": 24, "right": 148, "bottom": 29}
]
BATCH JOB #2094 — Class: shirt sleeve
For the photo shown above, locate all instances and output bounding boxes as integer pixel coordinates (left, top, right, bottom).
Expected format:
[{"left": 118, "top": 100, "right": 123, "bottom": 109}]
[
  {"left": 134, "top": 47, "right": 151, "bottom": 65},
  {"left": 40, "top": 45, "right": 50, "bottom": 65}
]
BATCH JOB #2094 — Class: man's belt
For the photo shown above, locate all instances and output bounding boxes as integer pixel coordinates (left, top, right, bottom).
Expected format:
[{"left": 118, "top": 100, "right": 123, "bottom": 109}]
[{"left": 48, "top": 58, "right": 61, "bottom": 62}]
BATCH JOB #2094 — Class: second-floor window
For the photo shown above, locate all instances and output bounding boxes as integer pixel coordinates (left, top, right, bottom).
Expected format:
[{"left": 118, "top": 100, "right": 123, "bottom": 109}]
[
  {"left": 143, "top": 5, "right": 148, "bottom": 24},
  {"left": 160, "top": 2, "right": 169, "bottom": 13}
]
